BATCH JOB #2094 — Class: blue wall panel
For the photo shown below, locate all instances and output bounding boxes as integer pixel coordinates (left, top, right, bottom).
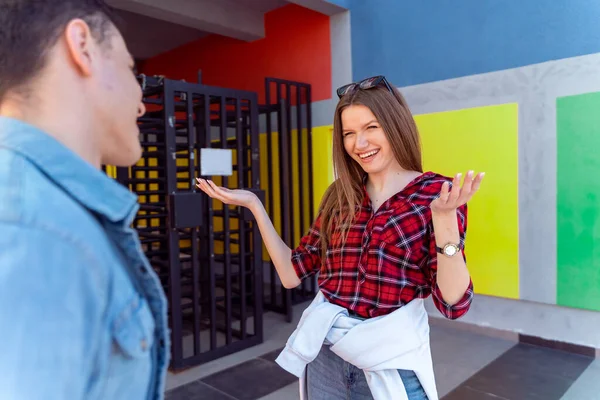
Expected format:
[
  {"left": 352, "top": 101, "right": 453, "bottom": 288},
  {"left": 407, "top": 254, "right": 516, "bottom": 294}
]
[{"left": 344, "top": 0, "right": 600, "bottom": 86}]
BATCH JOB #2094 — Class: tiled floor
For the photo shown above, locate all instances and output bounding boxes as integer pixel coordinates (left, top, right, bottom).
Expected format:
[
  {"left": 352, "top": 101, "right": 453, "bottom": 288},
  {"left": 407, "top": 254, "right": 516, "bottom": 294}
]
[
  {"left": 164, "top": 304, "right": 304, "bottom": 392},
  {"left": 165, "top": 306, "right": 599, "bottom": 400},
  {"left": 561, "top": 360, "right": 600, "bottom": 400},
  {"left": 443, "top": 344, "right": 594, "bottom": 399}
]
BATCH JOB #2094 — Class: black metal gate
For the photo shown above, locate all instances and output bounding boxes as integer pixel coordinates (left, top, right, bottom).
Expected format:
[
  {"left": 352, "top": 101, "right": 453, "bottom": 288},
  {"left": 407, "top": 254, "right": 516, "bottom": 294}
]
[
  {"left": 260, "top": 78, "right": 318, "bottom": 322},
  {"left": 117, "top": 75, "right": 264, "bottom": 370}
]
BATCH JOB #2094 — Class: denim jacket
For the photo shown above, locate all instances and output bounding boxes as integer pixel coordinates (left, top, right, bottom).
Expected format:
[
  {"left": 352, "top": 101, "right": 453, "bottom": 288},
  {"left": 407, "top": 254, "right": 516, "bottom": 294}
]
[{"left": 0, "top": 117, "right": 170, "bottom": 399}]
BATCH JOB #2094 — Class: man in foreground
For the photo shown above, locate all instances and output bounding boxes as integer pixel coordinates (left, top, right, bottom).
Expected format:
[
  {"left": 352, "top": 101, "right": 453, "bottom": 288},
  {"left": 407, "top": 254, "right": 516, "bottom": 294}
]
[{"left": 0, "top": 1, "right": 169, "bottom": 398}]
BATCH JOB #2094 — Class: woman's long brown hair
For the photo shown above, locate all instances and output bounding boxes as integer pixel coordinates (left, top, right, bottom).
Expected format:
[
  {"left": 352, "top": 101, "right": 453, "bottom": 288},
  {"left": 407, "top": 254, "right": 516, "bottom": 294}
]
[{"left": 317, "top": 85, "right": 424, "bottom": 258}]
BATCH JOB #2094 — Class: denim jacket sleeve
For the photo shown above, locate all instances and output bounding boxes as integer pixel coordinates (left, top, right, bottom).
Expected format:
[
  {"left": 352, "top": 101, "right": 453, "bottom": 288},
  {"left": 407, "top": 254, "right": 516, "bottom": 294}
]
[{"left": 0, "top": 224, "right": 106, "bottom": 399}]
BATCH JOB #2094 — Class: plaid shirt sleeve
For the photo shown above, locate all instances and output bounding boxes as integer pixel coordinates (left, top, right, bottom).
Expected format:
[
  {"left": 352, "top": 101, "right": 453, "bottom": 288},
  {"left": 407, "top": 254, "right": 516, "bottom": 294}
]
[
  {"left": 427, "top": 203, "right": 474, "bottom": 320},
  {"left": 291, "top": 214, "right": 322, "bottom": 280}
]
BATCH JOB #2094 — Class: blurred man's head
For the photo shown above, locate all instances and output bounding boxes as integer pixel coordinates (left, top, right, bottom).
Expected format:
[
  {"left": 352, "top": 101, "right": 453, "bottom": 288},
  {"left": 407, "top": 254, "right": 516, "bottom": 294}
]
[{"left": 0, "top": 0, "right": 145, "bottom": 167}]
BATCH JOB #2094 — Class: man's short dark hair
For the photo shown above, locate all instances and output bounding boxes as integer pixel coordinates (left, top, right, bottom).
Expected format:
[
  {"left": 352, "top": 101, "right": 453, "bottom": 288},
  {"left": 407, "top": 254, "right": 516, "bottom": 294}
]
[{"left": 0, "top": 0, "right": 119, "bottom": 101}]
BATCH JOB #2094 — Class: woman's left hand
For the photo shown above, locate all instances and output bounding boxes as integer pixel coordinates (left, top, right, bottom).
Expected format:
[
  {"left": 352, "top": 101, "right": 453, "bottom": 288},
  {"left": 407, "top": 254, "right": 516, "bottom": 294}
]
[{"left": 430, "top": 170, "right": 485, "bottom": 214}]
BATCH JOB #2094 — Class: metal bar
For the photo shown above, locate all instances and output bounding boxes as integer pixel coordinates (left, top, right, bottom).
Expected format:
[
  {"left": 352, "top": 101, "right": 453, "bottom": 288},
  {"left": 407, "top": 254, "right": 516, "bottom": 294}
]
[
  {"left": 265, "top": 81, "right": 273, "bottom": 218},
  {"left": 265, "top": 80, "right": 277, "bottom": 309},
  {"left": 265, "top": 77, "right": 306, "bottom": 86},
  {"left": 204, "top": 94, "right": 218, "bottom": 351},
  {"left": 275, "top": 83, "right": 285, "bottom": 314},
  {"left": 235, "top": 97, "right": 247, "bottom": 340},
  {"left": 220, "top": 96, "right": 233, "bottom": 345},
  {"left": 285, "top": 84, "right": 295, "bottom": 317},
  {"left": 137, "top": 151, "right": 165, "bottom": 158},
  {"left": 295, "top": 85, "right": 309, "bottom": 296},
  {"left": 278, "top": 97, "right": 293, "bottom": 323},
  {"left": 123, "top": 178, "right": 165, "bottom": 185},
  {"left": 132, "top": 166, "right": 166, "bottom": 172},
  {"left": 305, "top": 85, "right": 316, "bottom": 295},
  {"left": 169, "top": 80, "right": 256, "bottom": 103},
  {"left": 131, "top": 190, "right": 167, "bottom": 196},
  {"left": 171, "top": 335, "right": 263, "bottom": 371},
  {"left": 114, "top": 167, "right": 130, "bottom": 190},
  {"left": 132, "top": 214, "right": 168, "bottom": 220},
  {"left": 163, "top": 81, "right": 184, "bottom": 366},
  {"left": 249, "top": 92, "right": 263, "bottom": 342},
  {"left": 185, "top": 92, "right": 201, "bottom": 356},
  {"left": 286, "top": 84, "right": 295, "bottom": 247},
  {"left": 296, "top": 84, "right": 305, "bottom": 243},
  {"left": 305, "top": 85, "right": 314, "bottom": 224}
]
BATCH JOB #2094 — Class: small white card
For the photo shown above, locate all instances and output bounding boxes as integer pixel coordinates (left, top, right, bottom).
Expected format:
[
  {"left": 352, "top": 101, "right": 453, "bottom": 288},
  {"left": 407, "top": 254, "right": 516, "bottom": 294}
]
[{"left": 200, "top": 148, "right": 233, "bottom": 176}]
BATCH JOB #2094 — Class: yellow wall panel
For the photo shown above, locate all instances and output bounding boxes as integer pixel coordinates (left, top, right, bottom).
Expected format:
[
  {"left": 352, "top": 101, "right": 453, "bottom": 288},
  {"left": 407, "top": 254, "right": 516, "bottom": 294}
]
[
  {"left": 311, "top": 125, "right": 335, "bottom": 213},
  {"left": 258, "top": 125, "right": 334, "bottom": 260},
  {"left": 415, "top": 103, "right": 520, "bottom": 299}
]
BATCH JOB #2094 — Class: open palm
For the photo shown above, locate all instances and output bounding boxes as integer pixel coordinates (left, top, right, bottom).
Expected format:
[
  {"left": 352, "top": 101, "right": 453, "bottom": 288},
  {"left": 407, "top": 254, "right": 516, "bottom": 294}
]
[
  {"left": 430, "top": 171, "right": 484, "bottom": 213},
  {"left": 196, "top": 178, "right": 257, "bottom": 209}
]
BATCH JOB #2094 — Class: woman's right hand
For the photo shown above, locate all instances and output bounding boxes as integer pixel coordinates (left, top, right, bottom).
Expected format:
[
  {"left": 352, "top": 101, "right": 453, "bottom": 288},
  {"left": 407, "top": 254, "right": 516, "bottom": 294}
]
[{"left": 196, "top": 178, "right": 259, "bottom": 210}]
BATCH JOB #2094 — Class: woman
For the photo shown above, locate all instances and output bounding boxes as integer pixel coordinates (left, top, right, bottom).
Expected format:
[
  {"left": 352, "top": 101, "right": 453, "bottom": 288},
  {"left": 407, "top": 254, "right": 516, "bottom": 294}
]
[{"left": 197, "top": 75, "right": 484, "bottom": 400}]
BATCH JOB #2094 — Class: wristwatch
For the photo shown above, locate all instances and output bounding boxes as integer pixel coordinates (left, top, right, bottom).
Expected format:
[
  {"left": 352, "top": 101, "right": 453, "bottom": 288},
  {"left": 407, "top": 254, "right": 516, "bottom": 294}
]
[{"left": 436, "top": 243, "right": 461, "bottom": 257}]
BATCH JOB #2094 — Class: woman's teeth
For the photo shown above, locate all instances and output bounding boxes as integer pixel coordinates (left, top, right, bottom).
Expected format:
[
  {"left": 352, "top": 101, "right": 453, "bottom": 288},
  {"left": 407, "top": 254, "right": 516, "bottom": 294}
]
[{"left": 359, "top": 150, "right": 379, "bottom": 159}]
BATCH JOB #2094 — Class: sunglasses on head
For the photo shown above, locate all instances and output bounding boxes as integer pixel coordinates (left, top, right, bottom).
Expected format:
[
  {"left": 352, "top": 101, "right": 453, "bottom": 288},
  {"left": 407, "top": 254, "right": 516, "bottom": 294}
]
[{"left": 336, "top": 75, "right": 394, "bottom": 99}]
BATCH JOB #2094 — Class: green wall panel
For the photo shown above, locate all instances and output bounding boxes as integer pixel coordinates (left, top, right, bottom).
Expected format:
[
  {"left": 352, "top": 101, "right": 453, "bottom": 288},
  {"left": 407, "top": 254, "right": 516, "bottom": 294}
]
[{"left": 557, "top": 92, "right": 600, "bottom": 311}]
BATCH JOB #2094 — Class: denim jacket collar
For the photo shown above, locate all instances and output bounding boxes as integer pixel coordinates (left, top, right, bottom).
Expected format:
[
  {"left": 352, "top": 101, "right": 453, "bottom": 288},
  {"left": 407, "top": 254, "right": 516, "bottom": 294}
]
[{"left": 0, "top": 116, "right": 138, "bottom": 225}]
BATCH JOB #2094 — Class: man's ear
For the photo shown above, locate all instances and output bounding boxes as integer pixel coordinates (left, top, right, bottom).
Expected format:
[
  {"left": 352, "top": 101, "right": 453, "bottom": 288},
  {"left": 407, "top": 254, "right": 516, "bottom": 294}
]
[{"left": 63, "top": 19, "right": 96, "bottom": 77}]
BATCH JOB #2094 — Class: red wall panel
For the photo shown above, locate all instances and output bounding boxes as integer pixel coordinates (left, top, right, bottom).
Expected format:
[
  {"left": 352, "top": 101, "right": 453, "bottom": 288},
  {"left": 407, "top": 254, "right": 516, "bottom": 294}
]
[{"left": 140, "top": 4, "right": 332, "bottom": 103}]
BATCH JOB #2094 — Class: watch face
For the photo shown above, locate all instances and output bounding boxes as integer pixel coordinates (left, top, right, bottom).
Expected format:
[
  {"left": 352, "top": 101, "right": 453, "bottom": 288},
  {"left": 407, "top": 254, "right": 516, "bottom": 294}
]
[{"left": 444, "top": 244, "right": 458, "bottom": 256}]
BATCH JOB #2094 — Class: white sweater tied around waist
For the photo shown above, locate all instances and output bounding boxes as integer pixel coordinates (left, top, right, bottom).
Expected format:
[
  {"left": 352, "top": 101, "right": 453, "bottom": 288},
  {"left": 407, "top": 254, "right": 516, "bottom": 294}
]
[{"left": 275, "top": 291, "right": 439, "bottom": 400}]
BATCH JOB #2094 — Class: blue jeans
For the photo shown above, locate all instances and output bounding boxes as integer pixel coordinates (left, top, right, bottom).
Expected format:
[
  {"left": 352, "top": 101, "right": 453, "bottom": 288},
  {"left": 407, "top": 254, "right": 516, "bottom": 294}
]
[{"left": 306, "top": 345, "right": 428, "bottom": 400}]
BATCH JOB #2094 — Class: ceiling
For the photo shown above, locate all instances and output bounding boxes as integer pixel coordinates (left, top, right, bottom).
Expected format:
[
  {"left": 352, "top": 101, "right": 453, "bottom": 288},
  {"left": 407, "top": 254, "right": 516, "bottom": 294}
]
[
  {"left": 115, "top": 9, "right": 209, "bottom": 60},
  {"left": 107, "top": 0, "right": 345, "bottom": 60}
]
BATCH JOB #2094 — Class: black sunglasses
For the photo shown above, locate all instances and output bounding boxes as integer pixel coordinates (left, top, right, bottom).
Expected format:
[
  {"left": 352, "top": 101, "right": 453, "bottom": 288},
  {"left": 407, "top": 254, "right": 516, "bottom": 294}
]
[{"left": 336, "top": 75, "right": 394, "bottom": 99}]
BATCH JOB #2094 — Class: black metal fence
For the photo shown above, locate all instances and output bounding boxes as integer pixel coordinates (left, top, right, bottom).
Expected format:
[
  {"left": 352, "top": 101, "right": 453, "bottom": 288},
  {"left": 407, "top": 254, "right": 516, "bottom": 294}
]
[
  {"left": 116, "top": 75, "right": 264, "bottom": 370},
  {"left": 260, "top": 78, "right": 318, "bottom": 323},
  {"left": 105, "top": 73, "right": 317, "bottom": 370}
]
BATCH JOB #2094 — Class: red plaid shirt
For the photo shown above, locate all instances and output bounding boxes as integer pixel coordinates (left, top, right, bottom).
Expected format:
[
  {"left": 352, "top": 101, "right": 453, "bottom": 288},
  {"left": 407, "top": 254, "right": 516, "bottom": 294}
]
[{"left": 292, "top": 172, "right": 473, "bottom": 320}]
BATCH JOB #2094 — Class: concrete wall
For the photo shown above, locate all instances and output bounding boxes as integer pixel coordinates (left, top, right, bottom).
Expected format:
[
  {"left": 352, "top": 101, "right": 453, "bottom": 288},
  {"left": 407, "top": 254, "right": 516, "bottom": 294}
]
[
  {"left": 336, "top": 0, "right": 600, "bottom": 348},
  {"left": 408, "top": 53, "right": 600, "bottom": 348}
]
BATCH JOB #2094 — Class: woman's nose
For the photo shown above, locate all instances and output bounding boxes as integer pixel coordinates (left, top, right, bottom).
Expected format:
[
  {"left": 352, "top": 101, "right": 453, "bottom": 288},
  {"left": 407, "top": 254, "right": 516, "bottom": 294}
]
[{"left": 355, "top": 132, "right": 369, "bottom": 149}]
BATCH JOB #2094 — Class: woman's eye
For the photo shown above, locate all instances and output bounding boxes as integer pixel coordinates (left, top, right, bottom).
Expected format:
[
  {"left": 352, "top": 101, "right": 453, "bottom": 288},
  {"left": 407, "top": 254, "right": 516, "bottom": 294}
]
[
  {"left": 343, "top": 132, "right": 354, "bottom": 137},
  {"left": 367, "top": 125, "right": 378, "bottom": 130}
]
